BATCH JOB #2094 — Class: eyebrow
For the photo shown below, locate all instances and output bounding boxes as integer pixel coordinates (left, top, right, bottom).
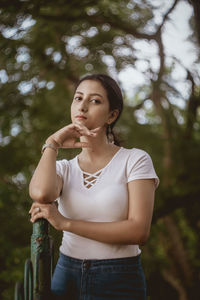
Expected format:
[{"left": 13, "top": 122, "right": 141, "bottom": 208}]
[{"left": 75, "top": 91, "right": 103, "bottom": 98}]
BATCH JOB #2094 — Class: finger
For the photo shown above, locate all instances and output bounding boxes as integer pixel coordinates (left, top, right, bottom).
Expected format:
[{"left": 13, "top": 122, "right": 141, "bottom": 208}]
[
  {"left": 30, "top": 212, "right": 44, "bottom": 223},
  {"left": 73, "top": 142, "right": 91, "bottom": 148},
  {"left": 73, "top": 131, "right": 81, "bottom": 138},
  {"left": 30, "top": 207, "right": 42, "bottom": 219},
  {"left": 29, "top": 203, "right": 50, "bottom": 214},
  {"left": 73, "top": 123, "right": 92, "bottom": 135},
  {"left": 75, "top": 127, "right": 91, "bottom": 136},
  {"left": 29, "top": 203, "right": 39, "bottom": 214},
  {"left": 59, "top": 124, "right": 75, "bottom": 132},
  {"left": 79, "top": 128, "right": 97, "bottom": 137},
  {"left": 29, "top": 204, "right": 34, "bottom": 214},
  {"left": 91, "top": 127, "right": 102, "bottom": 133},
  {"left": 73, "top": 123, "right": 98, "bottom": 135}
]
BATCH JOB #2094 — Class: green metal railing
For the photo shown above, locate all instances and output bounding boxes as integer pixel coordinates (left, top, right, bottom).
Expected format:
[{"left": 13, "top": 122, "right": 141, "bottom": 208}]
[{"left": 14, "top": 219, "right": 54, "bottom": 300}]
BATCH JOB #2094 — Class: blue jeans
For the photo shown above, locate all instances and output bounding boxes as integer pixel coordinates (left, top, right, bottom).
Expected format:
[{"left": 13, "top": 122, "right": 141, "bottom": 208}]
[{"left": 51, "top": 252, "right": 147, "bottom": 300}]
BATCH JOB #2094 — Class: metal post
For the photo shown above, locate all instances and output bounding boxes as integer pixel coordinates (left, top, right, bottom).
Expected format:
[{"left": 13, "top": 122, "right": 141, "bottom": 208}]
[
  {"left": 14, "top": 282, "right": 24, "bottom": 300},
  {"left": 31, "top": 218, "right": 52, "bottom": 300}
]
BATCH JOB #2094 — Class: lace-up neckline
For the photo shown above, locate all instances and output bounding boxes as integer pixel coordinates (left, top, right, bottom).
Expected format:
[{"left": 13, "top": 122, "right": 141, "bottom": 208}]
[
  {"left": 82, "top": 171, "right": 102, "bottom": 189},
  {"left": 76, "top": 147, "right": 122, "bottom": 189}
]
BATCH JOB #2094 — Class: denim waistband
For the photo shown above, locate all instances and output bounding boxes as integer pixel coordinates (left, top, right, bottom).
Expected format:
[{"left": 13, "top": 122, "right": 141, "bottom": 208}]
[
  {"left": 52, "top": 252, "right": 146, "bottom": 298},
  {"left": 59, "top": 252, "right": 141, "bottom": 268}
]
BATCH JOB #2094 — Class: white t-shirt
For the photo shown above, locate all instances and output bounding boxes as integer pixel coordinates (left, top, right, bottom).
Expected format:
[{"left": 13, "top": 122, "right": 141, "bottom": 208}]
[{"left": 56, "top": 147, "right": 159, "bottom": 260}]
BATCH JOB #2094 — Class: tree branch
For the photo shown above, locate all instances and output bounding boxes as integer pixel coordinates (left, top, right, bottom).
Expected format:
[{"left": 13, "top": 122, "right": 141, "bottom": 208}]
[
  {"left": 127, "top": 98, "right": 149, "bottom": 111},
  {"left": 185, "top": 73, "right": 199, "bottom": 139},
  {"left": 188, "top": 0, "right": 200, "bottom": 46},
  {"left": 156, "top": 0, "right": 180, "bottom": 34},
  {"left": 172, "top": 55, "right": 200, "bottom": 138},
  {"left": 36, "top": 12, "right": 156, "bottom": 41}
]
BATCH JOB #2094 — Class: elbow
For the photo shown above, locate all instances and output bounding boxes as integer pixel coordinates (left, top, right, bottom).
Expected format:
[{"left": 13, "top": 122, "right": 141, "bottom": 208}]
[
  {"left": 138, "top": 232, "right": 149, "bottom": 246},
  {"left": 128, "top": 220, "right": 150, "bottom": 245},
  {"left": 29, "top": 187, "right": 56, "bottom": 203},
  {"left": 129, "top": 232, "right": 149, "bottom": 246}
]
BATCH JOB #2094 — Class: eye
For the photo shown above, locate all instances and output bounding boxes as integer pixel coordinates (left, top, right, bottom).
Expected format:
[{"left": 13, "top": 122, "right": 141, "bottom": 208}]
[
  {"left": 74, "top": 96, "right": 82, "bottom": 101},
  {"left": 90, "top": 99, "right": 101, "bottom": 104}
]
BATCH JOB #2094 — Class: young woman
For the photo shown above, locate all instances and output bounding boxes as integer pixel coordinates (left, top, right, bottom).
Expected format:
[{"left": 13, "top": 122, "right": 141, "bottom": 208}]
[{"left": 29, "top": 74, "right": 159, "bottom": 300}]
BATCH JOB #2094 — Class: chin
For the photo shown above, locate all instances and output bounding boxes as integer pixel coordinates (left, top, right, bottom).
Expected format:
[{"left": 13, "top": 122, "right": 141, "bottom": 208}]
[
  {"left": 74, "top": 119, "right": 87, "bottom": 125},
  {"left": 75, "top": 120, "right": 93, "bottom": 129}
]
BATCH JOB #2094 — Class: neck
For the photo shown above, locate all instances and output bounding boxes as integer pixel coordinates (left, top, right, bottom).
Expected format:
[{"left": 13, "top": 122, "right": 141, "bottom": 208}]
[{"left": 79, "top": 130, "right": 117, "bottom": 160}]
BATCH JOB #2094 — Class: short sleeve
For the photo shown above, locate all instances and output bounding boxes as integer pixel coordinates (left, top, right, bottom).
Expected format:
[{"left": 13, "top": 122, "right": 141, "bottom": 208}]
[
  {"left": 127, "top": 149, "right": 159, "bottom": 188},
  {"left": 56, "top": 159, "right": 68, "bottom": 179}
]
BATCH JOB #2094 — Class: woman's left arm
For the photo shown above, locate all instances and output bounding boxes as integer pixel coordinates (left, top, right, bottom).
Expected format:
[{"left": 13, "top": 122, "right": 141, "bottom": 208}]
[{"left": 30, "top": 179, "right": 155, "bottom": 245}]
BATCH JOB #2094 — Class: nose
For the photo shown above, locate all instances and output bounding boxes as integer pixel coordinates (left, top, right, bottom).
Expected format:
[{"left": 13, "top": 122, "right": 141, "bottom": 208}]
[{"left": 78, "top": 98, "right": 88, "bottom": 112}]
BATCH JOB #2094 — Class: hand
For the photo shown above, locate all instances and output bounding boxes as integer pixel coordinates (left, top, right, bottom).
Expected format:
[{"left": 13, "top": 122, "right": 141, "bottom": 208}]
[
  {"left": 29, "top": 202, "right": 69, "bottom": 231},
  {"left": 46, "top": 123, "right": 100, "bottom": 149}
]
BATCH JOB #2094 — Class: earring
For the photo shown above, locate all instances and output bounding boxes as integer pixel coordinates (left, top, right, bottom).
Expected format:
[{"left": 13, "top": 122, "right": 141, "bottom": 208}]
[{"left": 107, "top": 124, "right": 114, "bottom": 144}]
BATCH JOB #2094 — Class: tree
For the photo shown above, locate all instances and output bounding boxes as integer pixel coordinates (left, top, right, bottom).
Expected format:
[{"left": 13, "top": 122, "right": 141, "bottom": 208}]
[{"left": 0, "top": 0, "right": 200, "bottom": 299}]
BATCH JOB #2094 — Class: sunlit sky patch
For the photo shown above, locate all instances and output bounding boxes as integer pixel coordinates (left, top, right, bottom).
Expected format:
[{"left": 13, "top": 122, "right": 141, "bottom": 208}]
[{"left": 118, "top": 0, "right": 196, "bottom": 101}]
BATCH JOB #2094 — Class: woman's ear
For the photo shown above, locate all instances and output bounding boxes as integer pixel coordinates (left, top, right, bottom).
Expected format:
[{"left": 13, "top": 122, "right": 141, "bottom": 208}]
[{"left": 108, "top": 109, "right": 119, "bottom": 124}]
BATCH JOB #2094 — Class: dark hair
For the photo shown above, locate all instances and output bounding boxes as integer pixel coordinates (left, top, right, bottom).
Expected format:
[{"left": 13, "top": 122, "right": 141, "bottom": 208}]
[{"left": 75, "top": 74, "right": 123, "bottom": 145}]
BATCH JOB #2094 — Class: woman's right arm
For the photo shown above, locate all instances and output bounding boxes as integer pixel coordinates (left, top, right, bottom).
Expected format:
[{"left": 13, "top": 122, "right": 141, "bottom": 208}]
[
  {"left": 29, "top": 123, "right": 99, "bottom": 203},
  {"left": 29, "top": 138, "right": 63, "bottom": 203}
]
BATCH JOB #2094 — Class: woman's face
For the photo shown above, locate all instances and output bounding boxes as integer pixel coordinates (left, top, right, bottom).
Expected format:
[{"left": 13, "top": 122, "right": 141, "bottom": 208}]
[{"left": 71, "top": 80, "right": 117, "bottom": 130}]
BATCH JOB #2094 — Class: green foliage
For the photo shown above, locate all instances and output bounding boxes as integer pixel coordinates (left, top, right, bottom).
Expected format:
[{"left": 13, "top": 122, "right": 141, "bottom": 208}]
[{"left": 0, "top": 0, "right": 200, "bottom": 299}]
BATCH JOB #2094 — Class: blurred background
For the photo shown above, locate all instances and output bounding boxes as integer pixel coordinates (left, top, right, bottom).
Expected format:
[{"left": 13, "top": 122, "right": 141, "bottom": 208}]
[{"left": 0, "top": 0, "right": 200, "bottom": 299}]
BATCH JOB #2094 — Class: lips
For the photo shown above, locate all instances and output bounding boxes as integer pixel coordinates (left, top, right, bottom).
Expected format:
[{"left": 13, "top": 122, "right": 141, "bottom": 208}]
[{"left": 75, "top": 115, "right": 87, "bottom": 119}]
